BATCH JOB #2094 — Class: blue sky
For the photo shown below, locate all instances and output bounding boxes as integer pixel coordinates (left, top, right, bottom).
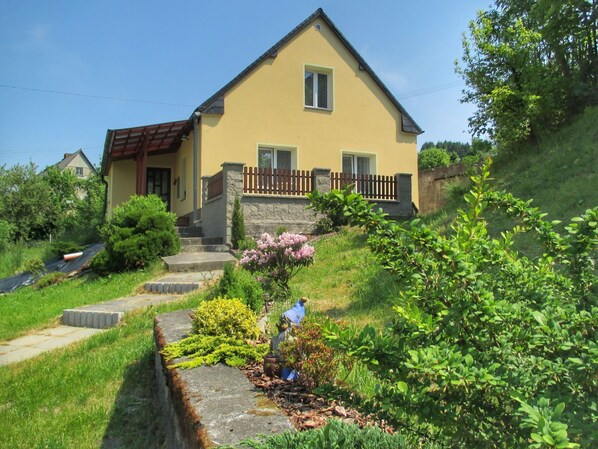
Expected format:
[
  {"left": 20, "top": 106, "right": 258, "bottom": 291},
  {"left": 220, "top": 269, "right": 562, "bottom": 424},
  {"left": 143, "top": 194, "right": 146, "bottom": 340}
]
[{"left": 0, "top": 0, "right": 491, "bottom": 169}]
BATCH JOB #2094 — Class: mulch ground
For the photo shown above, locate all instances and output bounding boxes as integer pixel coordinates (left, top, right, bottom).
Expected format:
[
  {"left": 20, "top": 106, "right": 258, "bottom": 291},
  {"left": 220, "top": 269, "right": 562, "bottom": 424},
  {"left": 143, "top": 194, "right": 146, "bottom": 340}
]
[{"left": 241, "top": 362, "right": 394, "bottom": 433}]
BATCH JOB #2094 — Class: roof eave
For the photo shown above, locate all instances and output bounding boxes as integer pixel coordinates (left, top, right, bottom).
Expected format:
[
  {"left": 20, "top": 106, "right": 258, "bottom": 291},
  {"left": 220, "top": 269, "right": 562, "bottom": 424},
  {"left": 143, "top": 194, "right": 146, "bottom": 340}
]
[{"left": 195, "top": 8, "right": 423, "bottom": 134}]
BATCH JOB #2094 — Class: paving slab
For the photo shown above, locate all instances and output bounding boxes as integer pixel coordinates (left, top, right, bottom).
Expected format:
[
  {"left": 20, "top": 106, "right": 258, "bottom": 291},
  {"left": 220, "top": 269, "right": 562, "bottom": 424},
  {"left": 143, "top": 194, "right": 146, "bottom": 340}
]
[{"left": 0, "top": 326, "right": 104, "bottom": 366}]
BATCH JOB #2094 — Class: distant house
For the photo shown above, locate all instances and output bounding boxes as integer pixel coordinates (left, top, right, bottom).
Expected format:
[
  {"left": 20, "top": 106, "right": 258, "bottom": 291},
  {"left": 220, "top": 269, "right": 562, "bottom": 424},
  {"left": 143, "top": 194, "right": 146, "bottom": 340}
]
[
  {"left": 48, "top": 149, "right": 96, "bottom": 179},
  {"left": 102, "top": 8, "right": 422, "bottom": 238}
]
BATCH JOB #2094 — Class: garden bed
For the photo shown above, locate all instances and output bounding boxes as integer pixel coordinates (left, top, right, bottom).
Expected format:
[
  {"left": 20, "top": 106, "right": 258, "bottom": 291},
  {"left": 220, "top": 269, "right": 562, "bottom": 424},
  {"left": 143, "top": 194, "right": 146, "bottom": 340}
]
[{"left": 153, "top": 309, "right": 294, "bottom": 449}]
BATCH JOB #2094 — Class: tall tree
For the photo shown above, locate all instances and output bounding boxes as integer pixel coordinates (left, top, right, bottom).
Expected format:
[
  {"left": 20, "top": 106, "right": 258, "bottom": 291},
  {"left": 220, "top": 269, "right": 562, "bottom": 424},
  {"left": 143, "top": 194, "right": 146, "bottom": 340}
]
[{"left": 457, "top": 0, "right": 598, "bottom": 149}]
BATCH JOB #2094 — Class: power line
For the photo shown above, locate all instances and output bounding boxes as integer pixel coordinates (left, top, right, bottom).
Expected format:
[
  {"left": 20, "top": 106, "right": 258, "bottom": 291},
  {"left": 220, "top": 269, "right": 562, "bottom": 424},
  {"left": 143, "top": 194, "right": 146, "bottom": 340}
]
[
  {"left": 0, "top": 83, "right": 195, "bottom": 107},
  {"left": 397, "top": 81, "right": 464, "bottom": 100}
]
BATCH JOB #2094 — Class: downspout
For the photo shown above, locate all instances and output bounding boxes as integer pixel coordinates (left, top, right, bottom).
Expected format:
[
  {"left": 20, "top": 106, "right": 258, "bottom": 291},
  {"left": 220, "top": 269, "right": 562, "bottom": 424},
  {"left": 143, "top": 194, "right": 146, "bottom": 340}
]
[{"left": 192, "top": 111, "right": 201, "bottom": 225}]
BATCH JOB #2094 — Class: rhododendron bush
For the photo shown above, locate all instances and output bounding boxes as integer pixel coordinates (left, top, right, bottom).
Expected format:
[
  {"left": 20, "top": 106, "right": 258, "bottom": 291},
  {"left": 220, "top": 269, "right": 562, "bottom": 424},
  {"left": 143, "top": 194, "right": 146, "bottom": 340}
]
[{"left": 240, "top": 232, "right": 315, "bottom": 299}]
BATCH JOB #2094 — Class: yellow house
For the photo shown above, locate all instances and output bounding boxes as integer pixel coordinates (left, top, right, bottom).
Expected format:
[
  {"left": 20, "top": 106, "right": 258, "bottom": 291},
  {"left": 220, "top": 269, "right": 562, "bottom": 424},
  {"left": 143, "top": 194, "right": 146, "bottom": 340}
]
[{"left": 103, "top": 8, "right": 422, "bottom": 233}]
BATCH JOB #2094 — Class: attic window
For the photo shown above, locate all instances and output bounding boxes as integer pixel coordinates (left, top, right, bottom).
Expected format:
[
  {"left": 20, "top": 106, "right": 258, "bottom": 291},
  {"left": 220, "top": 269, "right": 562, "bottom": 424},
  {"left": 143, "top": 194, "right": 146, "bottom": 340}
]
[
  {"left": 75, "top": 167, "right": 84, "bottom": 177},
  {"left": 304, "top": 66, "right": 333, "bottom": 110}
]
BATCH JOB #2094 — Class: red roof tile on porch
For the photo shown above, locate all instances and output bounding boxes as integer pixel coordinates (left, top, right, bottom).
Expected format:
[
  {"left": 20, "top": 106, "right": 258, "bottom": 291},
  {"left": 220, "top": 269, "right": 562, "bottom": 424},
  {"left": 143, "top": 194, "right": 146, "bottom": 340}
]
[{"left": 103, "top": 119, "right": 193, "bottom": 174}]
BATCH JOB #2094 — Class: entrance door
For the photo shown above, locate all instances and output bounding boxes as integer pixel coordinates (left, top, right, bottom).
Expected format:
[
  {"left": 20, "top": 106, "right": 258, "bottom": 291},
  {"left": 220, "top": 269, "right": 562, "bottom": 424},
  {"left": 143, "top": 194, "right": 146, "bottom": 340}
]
[{"left": 147, "top": 168, "right": 171, "bottom": 211}]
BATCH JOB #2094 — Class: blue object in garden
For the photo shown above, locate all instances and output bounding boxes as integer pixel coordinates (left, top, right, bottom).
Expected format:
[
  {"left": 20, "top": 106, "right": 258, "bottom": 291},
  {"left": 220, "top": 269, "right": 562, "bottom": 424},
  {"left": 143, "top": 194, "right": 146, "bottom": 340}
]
[
  {"left": 282, "top": 297, "right": 307, "bottom": 325},
  {"left": 280, "top": 367, "right": 299, "bottom": 380}
]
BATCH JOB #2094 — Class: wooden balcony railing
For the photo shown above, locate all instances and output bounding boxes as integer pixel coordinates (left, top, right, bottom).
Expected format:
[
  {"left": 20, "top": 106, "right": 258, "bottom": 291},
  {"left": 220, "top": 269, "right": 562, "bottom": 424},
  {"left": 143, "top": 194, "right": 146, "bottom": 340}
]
[
  {"left": 243, "top": 167, "right": 312, "bottom": 196},
  {"left": 207, "top": 170, "right": 223, "bottom": 200},
  {"left": 330, "top": 172, "right": 396, "bottom": 200}
]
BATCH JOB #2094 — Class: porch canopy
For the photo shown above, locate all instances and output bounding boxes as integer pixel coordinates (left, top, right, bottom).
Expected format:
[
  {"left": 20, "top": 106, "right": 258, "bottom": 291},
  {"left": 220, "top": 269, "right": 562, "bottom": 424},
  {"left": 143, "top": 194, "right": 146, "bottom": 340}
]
[{"left": 103, "top": 119, "right": 193, "bottom": 195}]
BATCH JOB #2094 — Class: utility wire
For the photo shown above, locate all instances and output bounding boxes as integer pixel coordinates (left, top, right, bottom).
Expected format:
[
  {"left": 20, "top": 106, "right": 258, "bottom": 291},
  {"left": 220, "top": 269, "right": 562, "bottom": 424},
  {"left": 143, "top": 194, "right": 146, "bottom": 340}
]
[{"left": 0, "top": 83, "right": 194, "bottom": 107}]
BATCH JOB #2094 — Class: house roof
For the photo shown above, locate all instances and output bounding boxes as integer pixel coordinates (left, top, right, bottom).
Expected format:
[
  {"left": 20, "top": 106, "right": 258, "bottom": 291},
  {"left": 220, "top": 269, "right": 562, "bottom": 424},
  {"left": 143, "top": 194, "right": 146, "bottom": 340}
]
[
  {"left": 46, "top": 149, "right": 97, "bottom": 175},
  {"left": 103, "top": 119, "right": 193, "bottom": 174},
  {"left": 195, "top": 8, "right": 423, "bottom": 134},
  {"left": 103, "top": 8, "right": 423, "bottom": 174}
]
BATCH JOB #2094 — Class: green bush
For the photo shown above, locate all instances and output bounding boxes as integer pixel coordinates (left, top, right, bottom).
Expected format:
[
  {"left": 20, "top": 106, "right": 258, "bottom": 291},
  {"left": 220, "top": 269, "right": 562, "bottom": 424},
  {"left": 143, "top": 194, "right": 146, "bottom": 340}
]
[
  {"left": 35, "top": 272, "right": 68, "bottom": 289},
  {"left": 192, "top": 297, "right": 260, "bottom": 340},
  {"left": 308, "top": 185, "right": 387, "bottom": 231},
  {"left": 89, "top": 249, "right": 115, "bottom": 276},
  {"left": 238, "top": 237, "right": 257, "bottom": 252},
  {"left": 418, "top": 147, "right": 452, "bottom": 169},
  {"left": 162, "top": 298, "right": 267, "bottom": 369},
  {"left": 99, "top": 195, "right": 180, "bottom": 271},
  {"left": 21, "top": 257, "right": 45, "bottom": 274},
  {"left": 231, "top": 197, "right": 246, "bottom": 249},
  {"left": 0, "top": 219, "right": 15, "bottom": 253},
  {"left": 322, "top": 161, "right": 597, "bottom": 447},
  {"left": 280, "top": 317, "right": 348, "bottom": 389},
  {"left": 209, "top": 263, "right": 264, "bottom": 313},
  {"left": 241, "top": 419, "right": 439, "bottom": 449}
]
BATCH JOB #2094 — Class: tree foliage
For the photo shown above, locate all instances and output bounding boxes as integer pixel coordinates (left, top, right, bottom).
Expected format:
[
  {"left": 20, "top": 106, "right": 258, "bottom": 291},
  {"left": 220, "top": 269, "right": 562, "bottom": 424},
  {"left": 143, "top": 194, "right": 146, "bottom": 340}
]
[
  {"left": 0, "top": 163, "right": 93, "bottom": 241},
  {"left": 418, "top": 147, "right": 452, "bottom": 169},
  {"left": 457, "top": 0, "right": 598, "bottom": 149},
  {"left": 312, "top": 162, "right": 597, "bottom": 447}
]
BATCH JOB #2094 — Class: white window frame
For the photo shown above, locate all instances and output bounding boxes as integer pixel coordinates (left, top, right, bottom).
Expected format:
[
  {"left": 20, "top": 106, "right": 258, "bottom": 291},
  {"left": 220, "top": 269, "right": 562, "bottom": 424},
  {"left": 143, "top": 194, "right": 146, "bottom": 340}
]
[
  {"left": 304, "top": 65, "right": 333, "bottom": 111},
  {"left": 341, "top": 151, "right": 377, "bottom": 195},
  {"left": 341, "top": 152, "right": 376, "bottom": 176},
  {"left": 257, "top": 145, "right": 297, "bottom": 171},
  {"left": 75, "top": 166, "right": 84, "bottom": 177}
]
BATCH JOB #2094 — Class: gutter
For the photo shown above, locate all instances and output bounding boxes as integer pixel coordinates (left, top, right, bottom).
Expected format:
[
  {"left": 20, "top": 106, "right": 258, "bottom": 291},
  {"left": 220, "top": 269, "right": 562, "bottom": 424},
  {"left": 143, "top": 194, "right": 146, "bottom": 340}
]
[{"left": 192, "top": 111, "right": 201, "bottom": 225}]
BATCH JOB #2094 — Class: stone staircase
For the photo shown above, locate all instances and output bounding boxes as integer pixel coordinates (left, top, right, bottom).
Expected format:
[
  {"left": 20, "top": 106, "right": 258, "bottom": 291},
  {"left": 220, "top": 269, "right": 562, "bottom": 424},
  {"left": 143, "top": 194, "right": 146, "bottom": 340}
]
[
  {"left": 62, "top": 225, "right": 236, "bottom": 330},
  {"left": 1, "top": 226, "right": 238, "bottom": 364},
  {"left": 162, "top": 226, "right": 236, "bottom": 273}
]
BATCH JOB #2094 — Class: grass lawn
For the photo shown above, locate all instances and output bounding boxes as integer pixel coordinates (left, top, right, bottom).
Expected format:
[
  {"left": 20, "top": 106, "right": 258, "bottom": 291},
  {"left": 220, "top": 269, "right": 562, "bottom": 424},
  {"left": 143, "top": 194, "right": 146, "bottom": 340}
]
[
  {"left": 0, "top": 293, "right": 201, "bottom": 449},
  {"left": 0, "top": 263, "right": 163, "bottom": 341},
  {"left": 289, "top": 227, "right": 402, "bottom": 330},
  {"left": 0, "top": 241, "right": 56, "bottom": 279}
]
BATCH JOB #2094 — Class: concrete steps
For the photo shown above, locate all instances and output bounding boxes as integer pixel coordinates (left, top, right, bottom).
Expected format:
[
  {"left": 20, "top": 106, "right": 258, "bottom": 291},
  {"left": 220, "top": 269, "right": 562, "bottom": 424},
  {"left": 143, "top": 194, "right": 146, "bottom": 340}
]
[
  {"left": 143, "top": 271, "right": 222, "bottom": 294},
  {"left": 62, "top": 294, "right": 182, "bottom": 329},
  {"left": 162, "top": 252, "right": 236, "bottom": 272}
]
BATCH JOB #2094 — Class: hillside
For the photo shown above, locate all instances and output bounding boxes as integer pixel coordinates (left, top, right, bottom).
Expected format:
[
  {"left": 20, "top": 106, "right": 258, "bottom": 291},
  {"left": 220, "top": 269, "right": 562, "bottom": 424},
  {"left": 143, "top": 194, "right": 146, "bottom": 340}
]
[
  {"left": 424, "top": 107, "right": 597, "bottom": 256},
  {"left": 490, "top": 106, "right": 597, "bottom": 221}
]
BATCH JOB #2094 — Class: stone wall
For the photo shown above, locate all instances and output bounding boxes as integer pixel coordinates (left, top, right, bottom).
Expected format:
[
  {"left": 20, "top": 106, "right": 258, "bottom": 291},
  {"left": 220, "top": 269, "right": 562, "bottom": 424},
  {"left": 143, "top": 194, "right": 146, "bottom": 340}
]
[
  {"left": 154, "top": 310, "right": 294, "bottom": 449},
  {"left": 418, "top": 164, "right": 467, "bottom": 215},
  {"left": 242, "top": 195, "right": 320, "bottom": 237}
]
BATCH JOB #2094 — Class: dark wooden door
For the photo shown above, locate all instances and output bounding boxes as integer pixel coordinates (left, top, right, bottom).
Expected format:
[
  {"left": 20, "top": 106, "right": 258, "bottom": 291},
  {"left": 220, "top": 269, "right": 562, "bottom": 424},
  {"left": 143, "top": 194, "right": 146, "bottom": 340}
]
[{"left": 146, "top": 168, "right": 171, "bottom": 211}]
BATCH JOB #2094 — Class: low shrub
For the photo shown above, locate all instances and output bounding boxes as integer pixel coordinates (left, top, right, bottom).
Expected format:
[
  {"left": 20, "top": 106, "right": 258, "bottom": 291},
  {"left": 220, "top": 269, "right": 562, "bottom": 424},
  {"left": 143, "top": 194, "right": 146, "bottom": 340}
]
[
  {"left": 89, "top": 249, "right": 115, "bottom": 276},
  {"left": 192, "top": 297, "right": 260, "bottom": 340},
  {"left": 312, "top": 217, "right": 335, "bottom": 235},
  {"left": 280, "top": 317, "right": 348, "bottom": 389},
  {"left": 241, "top": 419, "right": 439, "bottom": 449},
  {"left": 161, "top": 334, "right": 268, "bottom": 369},
  {"left": 240, "top": 233, "right": 315, "bottom": 300},
  {"left": 238, "top": 237, "right": 257, "bottom": 252},
  {"left": 209, "top": 263, "right": 264, "bottom": 313},
  {"left": 99, "top": 195, "right": 180, "bottom": 272},
  {"left": 21, "top": 257, "right": 45, "bottom": 274},
  {"left": 162, "top": 298, "right": 267, "bottom": 369},
  {"left": 35, "top": 272, "right": 68, "bottom": 289}
]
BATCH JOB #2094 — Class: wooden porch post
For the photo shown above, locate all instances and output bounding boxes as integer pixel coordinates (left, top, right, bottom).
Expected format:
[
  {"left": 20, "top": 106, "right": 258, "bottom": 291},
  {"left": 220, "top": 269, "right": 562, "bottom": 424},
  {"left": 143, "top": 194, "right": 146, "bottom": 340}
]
[{"left": 135, "top": 134, "right": 148, "bottom": 195}]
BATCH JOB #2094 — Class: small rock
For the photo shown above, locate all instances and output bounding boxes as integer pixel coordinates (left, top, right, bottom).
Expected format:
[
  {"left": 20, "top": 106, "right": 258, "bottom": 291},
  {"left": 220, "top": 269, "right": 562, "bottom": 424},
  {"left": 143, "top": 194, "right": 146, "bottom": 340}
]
[
  {"left": 303, "top": 420, "right": 318, "bottom": 428},
  {"left": 333, "top": 405, "right": 348, "bottom": 417}
]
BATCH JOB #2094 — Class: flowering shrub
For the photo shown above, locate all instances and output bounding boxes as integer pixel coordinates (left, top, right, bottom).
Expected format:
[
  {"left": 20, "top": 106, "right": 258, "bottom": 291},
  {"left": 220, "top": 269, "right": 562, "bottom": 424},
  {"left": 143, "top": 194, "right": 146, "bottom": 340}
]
[
  {"left": 280, "top": 317, "right": 349, "bottom": 389},
  {"left": 240, "top": 232, "right": 315, "bottom": 300}
]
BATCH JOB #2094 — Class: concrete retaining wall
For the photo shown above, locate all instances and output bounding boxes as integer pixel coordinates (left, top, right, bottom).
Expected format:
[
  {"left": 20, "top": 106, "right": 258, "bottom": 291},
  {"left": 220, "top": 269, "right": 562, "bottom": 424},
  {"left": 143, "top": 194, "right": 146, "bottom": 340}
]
[{"left": 154, "top": 310, "right": 294, "bottom": 449}]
